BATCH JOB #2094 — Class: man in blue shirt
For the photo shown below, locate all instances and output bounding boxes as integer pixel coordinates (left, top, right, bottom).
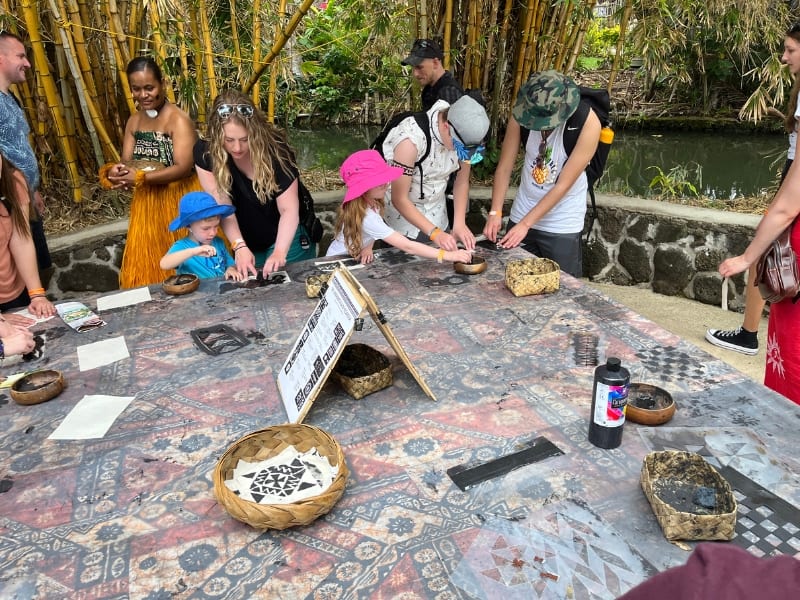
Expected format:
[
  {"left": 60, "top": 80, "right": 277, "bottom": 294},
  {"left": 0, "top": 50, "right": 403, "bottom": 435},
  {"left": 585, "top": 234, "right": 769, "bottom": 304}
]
[{"left": 0, "top": 31, "right": 52, "bottom": 285}]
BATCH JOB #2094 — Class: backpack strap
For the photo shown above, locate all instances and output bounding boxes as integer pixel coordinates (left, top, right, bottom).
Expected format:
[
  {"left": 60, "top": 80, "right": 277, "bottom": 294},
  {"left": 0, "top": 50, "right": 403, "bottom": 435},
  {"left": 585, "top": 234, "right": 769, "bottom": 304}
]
[
  {"left": 562, "top": 100, "right": 590, "bottom": 156},
  {"left": 411, "top": 111, "right": 432, "bottom": 200},
  {"left": 561, "top": 101, "right": 598, "bottom": 239}
]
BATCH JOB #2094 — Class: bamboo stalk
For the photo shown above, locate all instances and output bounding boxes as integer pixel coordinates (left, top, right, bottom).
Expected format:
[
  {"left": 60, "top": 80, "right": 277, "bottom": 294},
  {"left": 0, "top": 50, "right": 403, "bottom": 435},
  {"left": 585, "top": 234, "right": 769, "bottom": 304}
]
[
  {"left": 198, "top": 0, "right": 218, "bottom": 100},
  {"left": 443, "top": 0, "right": 453, "bottom": 69},
  {"left": 609, "top": 0, "right": 634, "bottom": 91},
  {"left": 48, "top": 0, "right": 105, "bottom": 166},
  {"left": 513, "top": 0, "right": 538, "bottom": 95},
  {"left": 230, "top": 0, "right": 243, "bottom": 87},
  {"left": 267, "top": 0, "right": 286, "bottom": 121},
  {"left": 243, "top": 0, "right": 315, "bottom": 93},
  {"left": 20, "top": 0, "right": 82, "bottom": 202},
  {"left": 482, "top": 0, "right": 500, "bottom": 90},
  {"left": 187, "top": 2, "right": 207, "bottom": 124}
]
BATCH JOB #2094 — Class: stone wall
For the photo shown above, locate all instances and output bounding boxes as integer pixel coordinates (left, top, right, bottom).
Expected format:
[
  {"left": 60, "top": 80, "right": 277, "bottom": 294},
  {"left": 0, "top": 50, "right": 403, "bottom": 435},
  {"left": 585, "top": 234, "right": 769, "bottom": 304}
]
[{"left": 45, "top": 191, "right": 760, "bottom": 312}]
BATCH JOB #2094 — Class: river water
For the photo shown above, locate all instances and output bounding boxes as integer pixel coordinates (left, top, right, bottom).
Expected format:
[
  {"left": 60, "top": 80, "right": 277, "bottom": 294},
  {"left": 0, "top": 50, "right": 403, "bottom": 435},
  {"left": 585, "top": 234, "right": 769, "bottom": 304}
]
[{"left": 288, "top": 126, "right": 785, "bottom": 199}]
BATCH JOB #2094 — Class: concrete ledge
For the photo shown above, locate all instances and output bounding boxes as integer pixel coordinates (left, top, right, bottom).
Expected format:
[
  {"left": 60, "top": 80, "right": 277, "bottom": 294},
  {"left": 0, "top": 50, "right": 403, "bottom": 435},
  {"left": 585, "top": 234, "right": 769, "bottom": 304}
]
[{"left": 45, "top": 189, "right": 761, "bottom": 311}]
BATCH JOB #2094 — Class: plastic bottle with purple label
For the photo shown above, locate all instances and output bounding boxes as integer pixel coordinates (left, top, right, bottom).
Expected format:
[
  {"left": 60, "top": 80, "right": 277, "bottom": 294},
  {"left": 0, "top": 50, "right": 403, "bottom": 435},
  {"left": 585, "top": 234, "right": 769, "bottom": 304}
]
[{"left": 588, "top": 356, "right": 630, "bottom": 449}]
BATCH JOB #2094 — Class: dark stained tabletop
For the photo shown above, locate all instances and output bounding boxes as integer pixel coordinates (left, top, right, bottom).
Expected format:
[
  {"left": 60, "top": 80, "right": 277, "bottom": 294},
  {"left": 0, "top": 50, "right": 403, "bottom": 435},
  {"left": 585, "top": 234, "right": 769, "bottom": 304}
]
[{"left": 1, "top": 245, "right": 798, "bottom": 599}]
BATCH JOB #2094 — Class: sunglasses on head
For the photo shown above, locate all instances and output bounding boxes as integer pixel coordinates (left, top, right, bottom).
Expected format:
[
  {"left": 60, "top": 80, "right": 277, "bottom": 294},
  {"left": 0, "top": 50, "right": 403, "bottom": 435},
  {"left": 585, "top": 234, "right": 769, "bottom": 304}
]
[
  {"left": 216, "top": 104, "right": 255, "bottom": 120},
  {"left": 448, "top": 123, "right": 485, "bottom": 165}
]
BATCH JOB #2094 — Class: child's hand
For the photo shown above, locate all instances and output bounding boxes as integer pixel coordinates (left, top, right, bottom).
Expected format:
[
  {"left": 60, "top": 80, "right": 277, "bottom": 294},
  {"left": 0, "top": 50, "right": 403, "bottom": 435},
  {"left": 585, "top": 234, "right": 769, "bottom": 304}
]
[
  {"left": 195, "top": 244, "right": 217, "bottom": 257},
  {"left": 224, "top": 266, "right": 243, "bottom": 281},
  {"left": 447, "top": 249, "right": 473, "bottom": 263},
  {"left": 359, "top": 248, "right": 374, "bottom": 264}
]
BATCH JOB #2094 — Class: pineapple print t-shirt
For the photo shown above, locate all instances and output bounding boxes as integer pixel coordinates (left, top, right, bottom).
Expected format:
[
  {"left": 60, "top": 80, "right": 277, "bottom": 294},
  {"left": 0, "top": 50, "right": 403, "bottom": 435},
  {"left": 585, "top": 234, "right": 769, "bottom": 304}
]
[{"left": 509, "top": 120, "right": 588, "bottom": 234}]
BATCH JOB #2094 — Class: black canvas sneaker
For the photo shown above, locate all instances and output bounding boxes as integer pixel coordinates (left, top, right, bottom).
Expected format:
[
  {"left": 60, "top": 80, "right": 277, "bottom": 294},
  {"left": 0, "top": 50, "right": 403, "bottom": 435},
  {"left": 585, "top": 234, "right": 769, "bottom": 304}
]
[{"left": 705, "top": 327, "right": 758, "bottom": 355}]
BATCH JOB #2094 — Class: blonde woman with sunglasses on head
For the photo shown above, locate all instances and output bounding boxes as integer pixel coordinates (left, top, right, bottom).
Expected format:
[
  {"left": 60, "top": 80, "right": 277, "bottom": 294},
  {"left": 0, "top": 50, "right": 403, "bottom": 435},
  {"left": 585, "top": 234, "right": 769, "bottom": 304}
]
[
  {"left": 101, "top": 57, "right": 201, "bottom": 288},
  {"left": 194, "top": 90, "right": 316, "bottom": 279}
]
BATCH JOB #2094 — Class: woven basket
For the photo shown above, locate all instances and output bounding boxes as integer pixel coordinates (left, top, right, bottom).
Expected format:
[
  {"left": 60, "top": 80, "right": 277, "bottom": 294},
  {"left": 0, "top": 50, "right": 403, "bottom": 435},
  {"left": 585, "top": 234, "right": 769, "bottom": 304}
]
[
  {"left": 305, "top": 273, "right": 332, "bottom": 298},
  {"left": 213, "top": 424, "right": 348, "bottom": 530},
  {"left": 505, "top": 257, "right": 560, "bottom": 296},
  {"left": 332, "top": 343, "right": 392, "bottom": 400},
  {"left": 641, "top": 451, "right": 737, "bottom": 541}
]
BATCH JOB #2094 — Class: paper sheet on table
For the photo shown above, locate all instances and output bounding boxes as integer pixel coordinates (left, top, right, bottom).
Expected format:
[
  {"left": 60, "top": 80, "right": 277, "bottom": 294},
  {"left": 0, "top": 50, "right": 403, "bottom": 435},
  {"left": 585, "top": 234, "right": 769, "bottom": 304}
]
[
  {"left": 77, "top": 336, "right": 129, "bottom": 371},
  {"left": 11, "top": 308, "right": 55, "bottom": 325},
  {"left": 48, "top": 395, "right": 136, "bottom": 439},
  {"left": 96, "top": 288, "right": 151, "bottom": 311}
]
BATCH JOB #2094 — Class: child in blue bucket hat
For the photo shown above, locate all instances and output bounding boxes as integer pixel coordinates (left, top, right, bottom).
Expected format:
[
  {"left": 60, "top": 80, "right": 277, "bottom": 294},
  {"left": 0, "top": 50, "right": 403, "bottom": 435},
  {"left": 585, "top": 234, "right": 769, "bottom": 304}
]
[{"left": 160, "top": 191, "right": 243, "bottom": 280}]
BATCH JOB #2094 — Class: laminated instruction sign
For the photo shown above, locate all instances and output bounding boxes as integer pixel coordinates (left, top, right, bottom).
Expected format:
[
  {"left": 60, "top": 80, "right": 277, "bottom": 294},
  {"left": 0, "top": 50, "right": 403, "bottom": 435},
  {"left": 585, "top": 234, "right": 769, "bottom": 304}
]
[{"left": 278, "top": 268, "right": 435, "bottom": 423}]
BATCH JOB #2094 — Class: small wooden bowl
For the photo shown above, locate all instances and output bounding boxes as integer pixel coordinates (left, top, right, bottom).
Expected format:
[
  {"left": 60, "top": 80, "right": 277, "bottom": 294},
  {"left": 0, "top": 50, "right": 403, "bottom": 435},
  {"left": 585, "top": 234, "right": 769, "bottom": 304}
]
[
  {"left": 627, "top": 383, "right": 676, "bottom": 426},
  {"left": 163, "top": 273, "right": 200, "bottom": 295},
  {"left": 454, "top": 256, "right": 487, "bottom": 275},
  {"left": 11, "top": 370, "right": 65, "bottom": 405}
]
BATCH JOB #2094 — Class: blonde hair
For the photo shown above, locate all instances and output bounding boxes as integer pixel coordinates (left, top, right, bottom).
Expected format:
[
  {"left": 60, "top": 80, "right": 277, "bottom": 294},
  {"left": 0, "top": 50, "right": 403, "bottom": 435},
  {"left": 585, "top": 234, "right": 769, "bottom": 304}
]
[
  {"left": 202, "top": 89, "right": 297, "bottom": 203},
  {"left": 333, "top": 196, "right": 386, "bottom": 259}
]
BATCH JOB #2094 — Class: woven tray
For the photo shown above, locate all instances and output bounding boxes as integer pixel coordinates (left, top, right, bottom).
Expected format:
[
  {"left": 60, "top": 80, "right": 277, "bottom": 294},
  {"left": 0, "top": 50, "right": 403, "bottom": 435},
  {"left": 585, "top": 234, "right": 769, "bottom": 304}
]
[
  {"left": 305, "top": 273, "right": 332, "bottom": 298},
  {"left": 505, "top": 257, "right": 560, "bottom": 296},
  {"left": 332, "top": 343, "right": 392, "bottom": 400},
  {"left": 641, "top": 451, "right": 737, "bottom": 541},
  {"left": 213, "top": 424, "right": 348, "bottom": 530}
]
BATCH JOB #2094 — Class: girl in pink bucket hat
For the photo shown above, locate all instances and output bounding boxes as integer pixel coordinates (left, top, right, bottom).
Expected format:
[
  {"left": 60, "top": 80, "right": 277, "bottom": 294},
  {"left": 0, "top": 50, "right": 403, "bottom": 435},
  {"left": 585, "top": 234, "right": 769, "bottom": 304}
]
[{"left": 326, "top": 150, "right": 472, "bottom": 264}]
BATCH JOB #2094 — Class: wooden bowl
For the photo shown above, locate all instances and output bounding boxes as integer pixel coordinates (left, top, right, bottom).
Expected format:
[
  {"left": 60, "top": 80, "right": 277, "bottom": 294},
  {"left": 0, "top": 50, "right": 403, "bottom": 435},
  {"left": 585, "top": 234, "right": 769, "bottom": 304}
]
[
  {"left": 626, "top": 383, "right": 676, "bottom": 426},
  {"left": 454, "top": 256, "right": 487, "bottom": 275},
  {"left": 163, "top": 273, "right": 200, "bottom": 295},
  {"left": 11, "top": 370, "right": 65, "bottom": 406}
]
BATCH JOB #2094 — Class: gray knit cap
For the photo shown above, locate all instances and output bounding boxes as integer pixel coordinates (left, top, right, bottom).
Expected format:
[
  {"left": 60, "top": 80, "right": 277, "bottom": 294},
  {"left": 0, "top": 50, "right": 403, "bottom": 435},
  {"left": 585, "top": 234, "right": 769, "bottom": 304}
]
[{"left": 447, "top": 96, "right": 489, "bottom": 145}]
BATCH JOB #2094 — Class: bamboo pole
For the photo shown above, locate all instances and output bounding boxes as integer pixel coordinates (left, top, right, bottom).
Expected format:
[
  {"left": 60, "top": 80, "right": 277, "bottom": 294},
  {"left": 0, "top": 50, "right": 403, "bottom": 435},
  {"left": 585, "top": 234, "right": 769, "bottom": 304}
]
[
  {"left": 146, "top": 0, "right": 176, "bottom": 103},
  {"left": 229, "top": 0, "right": 243, "bottom": 87},
  {"left": 443, "top": 0, "right": 453, "bottom": 69},
  {"left": 609, "top": 0, "right": 635, "bottom": 91},
  {"left": 565, "top": 1, "right": 596, "bottom": 73},
  {"left": 20, "top": 0, "right": 82, "bottom": 201},
  {"left": 267, "top": 0, "right": 286, "bottom": 121},
  {"left": 482, "top": 0, "right": 500, "bottom": 90},
  {"left": 490, "top": 0, "right": 514, "bottom": 132},
  {"left": 243, "top": 0, "right": 315, "bottom": 93},
  {"left": 127, "top": 0, "right": 141, "bottom": 59},
  {"left": 187, "top": 2, "right": 207, "bottom": 124},
  {"left": 48, "top": 0, "right": 106, "bottom": 165},
  {"left": 513, "top": 0, "right": 538, "bottom": 94},
  {"left": 254, "top": 0, "right": 265, "bottom": 106},
  {"left": 198, "top": 0, "right": 218, "bottom": 100}
]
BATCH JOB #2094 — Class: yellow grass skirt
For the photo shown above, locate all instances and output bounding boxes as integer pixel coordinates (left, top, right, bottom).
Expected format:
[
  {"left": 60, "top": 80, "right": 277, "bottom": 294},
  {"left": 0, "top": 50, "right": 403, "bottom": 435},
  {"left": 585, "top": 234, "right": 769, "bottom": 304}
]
[{"left": 119, "top": 174, "right": 201, "bottom": 289}]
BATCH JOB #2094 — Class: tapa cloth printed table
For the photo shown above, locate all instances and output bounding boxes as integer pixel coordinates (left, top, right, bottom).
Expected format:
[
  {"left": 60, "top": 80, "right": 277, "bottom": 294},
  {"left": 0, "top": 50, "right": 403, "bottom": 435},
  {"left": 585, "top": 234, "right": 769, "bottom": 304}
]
[{"left": 1, "top": 245, "right": 798, "bottom": 599}]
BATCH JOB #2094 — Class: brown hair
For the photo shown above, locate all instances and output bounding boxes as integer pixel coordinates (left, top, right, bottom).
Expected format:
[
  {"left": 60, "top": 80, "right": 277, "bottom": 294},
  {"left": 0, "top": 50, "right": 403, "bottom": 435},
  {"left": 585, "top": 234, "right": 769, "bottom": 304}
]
[
  {"left": 0, "top": 156, "right": 32, "bottom": 237},
  {"left": 785, "top": 25, "right": 800, "bottom": 133}
]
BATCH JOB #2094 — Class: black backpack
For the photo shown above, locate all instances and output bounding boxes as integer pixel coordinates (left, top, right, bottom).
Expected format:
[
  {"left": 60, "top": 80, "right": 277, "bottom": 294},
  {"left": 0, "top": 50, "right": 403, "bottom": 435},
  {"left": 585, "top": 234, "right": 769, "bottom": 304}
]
[
  {"left": 298, "top": 179, "right": 323, "bottom": 243},
  {"left": 520, "top": 86, "right": 613, "bottom": 233},
  {"left": 370, "top": 111, "right": 431, "bottom": 199}
]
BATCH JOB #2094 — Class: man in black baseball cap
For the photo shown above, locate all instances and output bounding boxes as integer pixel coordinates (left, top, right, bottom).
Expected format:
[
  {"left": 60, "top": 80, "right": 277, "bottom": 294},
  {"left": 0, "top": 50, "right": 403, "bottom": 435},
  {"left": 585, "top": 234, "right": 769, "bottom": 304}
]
[{"left": 401, "top": 39, "right": 463, "bottom": 111}]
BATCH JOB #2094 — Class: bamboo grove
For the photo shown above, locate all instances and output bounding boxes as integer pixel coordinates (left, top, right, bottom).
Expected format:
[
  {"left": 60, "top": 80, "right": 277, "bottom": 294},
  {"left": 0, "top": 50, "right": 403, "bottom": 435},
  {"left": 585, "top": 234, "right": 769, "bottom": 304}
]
[{"left": 0, "top": 0, "right": 793, "bottom": 204}]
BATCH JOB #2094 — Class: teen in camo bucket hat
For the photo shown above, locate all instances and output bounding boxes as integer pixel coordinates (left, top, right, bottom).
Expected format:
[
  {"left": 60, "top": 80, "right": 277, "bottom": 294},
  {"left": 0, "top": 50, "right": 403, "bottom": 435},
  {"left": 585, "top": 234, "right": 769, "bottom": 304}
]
[{"left": 512, "top": 70, "right": 580, "bottom": 130}]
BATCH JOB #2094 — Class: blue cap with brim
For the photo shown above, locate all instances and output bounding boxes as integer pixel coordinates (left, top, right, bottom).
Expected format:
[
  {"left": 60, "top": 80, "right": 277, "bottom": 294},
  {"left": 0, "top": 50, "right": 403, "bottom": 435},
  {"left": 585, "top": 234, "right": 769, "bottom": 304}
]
[{"left": 169, "top": 191, "right": 235, "bottom": 231}]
